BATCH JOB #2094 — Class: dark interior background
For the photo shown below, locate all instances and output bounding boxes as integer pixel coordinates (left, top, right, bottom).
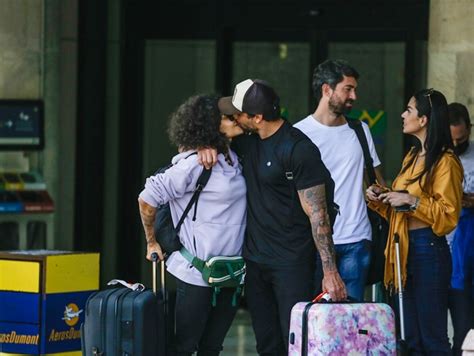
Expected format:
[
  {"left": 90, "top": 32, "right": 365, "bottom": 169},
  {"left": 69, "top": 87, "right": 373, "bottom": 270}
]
[{"left": 75, "top": 0, "right": 429, "bottom": 283}]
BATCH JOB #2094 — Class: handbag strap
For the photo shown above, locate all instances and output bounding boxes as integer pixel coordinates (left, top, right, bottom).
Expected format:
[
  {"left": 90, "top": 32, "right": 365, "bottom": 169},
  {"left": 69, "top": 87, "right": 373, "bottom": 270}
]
[
  {"left": 347, "top": 118, "right": 376, "bottom": 185},
  {"left": 180, "top": 246, "right": 205, "bottom": 272},
  {"left": 175, "top": 166, "right": 212, "bottom": 233}
]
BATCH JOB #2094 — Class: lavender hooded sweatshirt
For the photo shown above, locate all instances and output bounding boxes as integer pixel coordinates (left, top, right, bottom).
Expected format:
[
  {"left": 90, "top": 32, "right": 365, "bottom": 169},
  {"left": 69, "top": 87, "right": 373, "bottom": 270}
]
[{"left": 139, "top": 150, "right": 247, "bottom": 287}]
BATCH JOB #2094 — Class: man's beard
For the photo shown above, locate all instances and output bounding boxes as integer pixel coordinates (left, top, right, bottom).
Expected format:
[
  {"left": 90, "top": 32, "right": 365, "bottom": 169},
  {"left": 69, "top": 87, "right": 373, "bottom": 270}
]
[
  {"left": 328, "top": 94, "right": 354, "bottom": 115},
  {"left": 236, "top": 121, "right": 257, "bottom": 134},
  {"left": 454, "top": 139, "right": 469, "bottom": 156}
]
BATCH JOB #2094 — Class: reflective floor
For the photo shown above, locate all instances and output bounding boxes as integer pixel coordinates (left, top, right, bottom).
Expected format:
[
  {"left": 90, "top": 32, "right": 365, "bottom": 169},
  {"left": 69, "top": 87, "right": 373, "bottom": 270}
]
[{"left": 222, "top": 309, "right": 258, "bottom": 356}]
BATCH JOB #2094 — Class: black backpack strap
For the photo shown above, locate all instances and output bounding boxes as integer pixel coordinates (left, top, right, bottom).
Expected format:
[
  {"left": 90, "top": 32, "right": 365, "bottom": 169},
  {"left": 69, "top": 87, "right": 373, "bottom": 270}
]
[
  {"left": 191, "top": 167, "right": 212, "bottom": 221},
  {"left": 275, "top": 127, "right": 306, "bottom": 180},
  {"left": 347, "top": 119, "right": 377, "bottom": 185},
  {"left": 175, "top": 166, "right": 212, "bottom": 232},
  {"left": 275, "top": 126, "right": 340, "bottom": 230}
]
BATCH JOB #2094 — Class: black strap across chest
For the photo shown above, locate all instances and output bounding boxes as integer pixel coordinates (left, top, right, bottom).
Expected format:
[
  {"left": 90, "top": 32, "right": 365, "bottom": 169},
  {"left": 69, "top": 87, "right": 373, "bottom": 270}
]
[{"left": 347, "top": 119, "right": 376, "bottom": 185}]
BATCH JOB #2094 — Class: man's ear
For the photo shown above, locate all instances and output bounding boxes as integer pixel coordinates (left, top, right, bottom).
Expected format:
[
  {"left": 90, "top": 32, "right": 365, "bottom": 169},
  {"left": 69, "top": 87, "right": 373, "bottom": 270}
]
[
  {"left": 322, "top": 83, "right": 332, "bottom": 98},
  {"left": 254, "top": 114, "right": 264, "bottom": 124}
]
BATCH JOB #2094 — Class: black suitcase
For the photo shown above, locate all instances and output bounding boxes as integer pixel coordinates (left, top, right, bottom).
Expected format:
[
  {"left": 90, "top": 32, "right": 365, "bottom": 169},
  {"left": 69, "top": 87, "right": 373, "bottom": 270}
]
[{"left": 81, "top": 256, "right": 167, "bottom": 355}]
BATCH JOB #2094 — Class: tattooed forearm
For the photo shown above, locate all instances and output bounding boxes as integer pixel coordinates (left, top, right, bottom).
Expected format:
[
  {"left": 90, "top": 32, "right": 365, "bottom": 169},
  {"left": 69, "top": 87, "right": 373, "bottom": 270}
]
[
  {"left": 138, "top": 198, "right": 157, "bottom": 244},
  {"left": 298, "top": 184, "right": 337, "bottom": 272}
]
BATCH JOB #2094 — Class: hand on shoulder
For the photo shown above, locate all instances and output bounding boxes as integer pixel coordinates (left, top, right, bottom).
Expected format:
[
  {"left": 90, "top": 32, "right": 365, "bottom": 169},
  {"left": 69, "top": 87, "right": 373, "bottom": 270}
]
[{"left": 197, "top": 148, "right": 218, "bottom": 169}]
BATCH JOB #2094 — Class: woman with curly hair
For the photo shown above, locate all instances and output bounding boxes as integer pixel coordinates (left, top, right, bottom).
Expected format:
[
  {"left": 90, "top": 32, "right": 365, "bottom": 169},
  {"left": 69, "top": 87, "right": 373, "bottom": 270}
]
[
  {"left": 366, "top": 89, "right": 463, "bottom": 354},
  {"left": 138, "top": 94, "right": 246, "bottom": 356}
]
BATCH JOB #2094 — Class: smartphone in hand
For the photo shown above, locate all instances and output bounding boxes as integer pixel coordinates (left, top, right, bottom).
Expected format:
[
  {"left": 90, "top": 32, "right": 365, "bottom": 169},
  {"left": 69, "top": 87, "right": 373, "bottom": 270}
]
[{"left": 393, "top": 190, "right": 411, "bottom": 211}]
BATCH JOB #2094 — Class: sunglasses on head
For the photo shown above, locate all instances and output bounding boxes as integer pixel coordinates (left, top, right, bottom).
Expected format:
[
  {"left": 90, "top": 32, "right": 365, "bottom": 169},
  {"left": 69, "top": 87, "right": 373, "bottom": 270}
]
[{"left": 423, "top": 88, "right": 434, "bottom": 108}]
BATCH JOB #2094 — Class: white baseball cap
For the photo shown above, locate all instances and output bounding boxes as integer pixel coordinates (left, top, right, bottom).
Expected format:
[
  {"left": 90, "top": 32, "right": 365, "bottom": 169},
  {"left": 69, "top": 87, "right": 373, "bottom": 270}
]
[{"left": 218, "top": 79, "right": 280, "bottom": 120}]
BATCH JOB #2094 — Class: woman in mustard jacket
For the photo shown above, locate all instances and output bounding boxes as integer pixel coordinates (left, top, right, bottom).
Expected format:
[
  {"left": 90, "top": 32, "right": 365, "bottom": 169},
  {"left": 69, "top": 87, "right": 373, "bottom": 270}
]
[{"left": 366, "top": 88, "right": 463, "bottom": 355}]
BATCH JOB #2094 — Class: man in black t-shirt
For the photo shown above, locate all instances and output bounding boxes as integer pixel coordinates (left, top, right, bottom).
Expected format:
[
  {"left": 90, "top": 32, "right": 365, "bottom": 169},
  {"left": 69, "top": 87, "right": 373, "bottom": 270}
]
[
  {"left": 201, "top": 79, "right": 346, "bottom": 354},
  {"left": 230, "top": 119, "right": 335, "bottom": 268}
]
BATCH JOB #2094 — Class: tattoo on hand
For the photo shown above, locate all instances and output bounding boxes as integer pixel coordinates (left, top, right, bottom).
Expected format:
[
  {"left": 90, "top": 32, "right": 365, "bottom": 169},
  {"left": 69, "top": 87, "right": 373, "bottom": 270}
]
[{"left": 298, "top": 184, "right": 337, "bottom": 272}]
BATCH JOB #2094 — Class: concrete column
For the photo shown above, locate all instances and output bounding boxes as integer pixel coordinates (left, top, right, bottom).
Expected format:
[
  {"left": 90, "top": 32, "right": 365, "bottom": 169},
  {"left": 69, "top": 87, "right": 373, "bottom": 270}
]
[
  {"left": 0, "top": 0, "right": 42, "bottom": 99},
  {"left": 53, "top": 0, "right": 79, "bottom": 250},
  {"left": 0, "top": 0, "right": 78, "bottom": 250},
  {"left": 101, "top": 0, "right": 122, "bottom": 284},
  {"left": 428, "top": 0, "right": 474, "bottom": 112}
]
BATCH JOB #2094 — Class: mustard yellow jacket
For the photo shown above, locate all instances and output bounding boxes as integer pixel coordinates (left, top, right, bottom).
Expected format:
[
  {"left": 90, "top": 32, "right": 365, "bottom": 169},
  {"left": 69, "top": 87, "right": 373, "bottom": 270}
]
[{"left": 369, "top": 148, "right": 463, "bottom": 290}]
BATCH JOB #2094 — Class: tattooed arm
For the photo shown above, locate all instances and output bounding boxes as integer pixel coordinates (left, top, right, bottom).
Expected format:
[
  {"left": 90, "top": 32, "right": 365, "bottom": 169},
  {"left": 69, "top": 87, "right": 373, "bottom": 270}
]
[
  {"left": 138, "top": 197, "right": 164, "bottom": 261},
  {"left": 298, "top": 184, "right": 347, "bottom": 301}
]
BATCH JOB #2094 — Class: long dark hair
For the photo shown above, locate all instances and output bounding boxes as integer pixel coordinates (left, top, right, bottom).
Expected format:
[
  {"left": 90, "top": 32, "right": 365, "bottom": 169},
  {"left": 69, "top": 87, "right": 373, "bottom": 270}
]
[{"left": 400, "top": 89, "right": 453, "bottom": 190}]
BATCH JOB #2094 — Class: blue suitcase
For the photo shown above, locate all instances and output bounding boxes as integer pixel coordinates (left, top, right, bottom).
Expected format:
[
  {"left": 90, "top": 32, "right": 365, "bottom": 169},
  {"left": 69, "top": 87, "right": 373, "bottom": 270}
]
[{"left": 81, "top": 258, "right": 167, "bottom": 355}]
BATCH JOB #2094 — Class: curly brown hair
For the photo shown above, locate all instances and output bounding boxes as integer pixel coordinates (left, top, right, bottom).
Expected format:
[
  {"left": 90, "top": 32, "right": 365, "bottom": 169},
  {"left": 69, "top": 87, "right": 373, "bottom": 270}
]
[{"left": 168, "top": 94, "right": 229, "bottom": 153}]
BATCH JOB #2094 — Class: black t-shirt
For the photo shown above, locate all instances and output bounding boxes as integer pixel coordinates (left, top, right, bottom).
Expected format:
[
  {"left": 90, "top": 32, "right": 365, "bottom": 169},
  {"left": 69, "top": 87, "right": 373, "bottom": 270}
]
[{"left": 232, "top": 120, "right": 332, "bottom": 265}]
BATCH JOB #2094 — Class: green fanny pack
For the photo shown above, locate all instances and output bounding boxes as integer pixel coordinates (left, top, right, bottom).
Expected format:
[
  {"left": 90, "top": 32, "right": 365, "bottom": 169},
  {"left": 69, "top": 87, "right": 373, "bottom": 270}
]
[{"left": 180, "top": 247, "right": 245, "bottom": 306}]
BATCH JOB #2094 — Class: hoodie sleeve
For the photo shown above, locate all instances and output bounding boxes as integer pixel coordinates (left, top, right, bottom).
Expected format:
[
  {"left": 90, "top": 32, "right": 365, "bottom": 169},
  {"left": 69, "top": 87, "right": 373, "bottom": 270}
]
[{"left": 138, "top": 156, "right": 201, "bottom": 207}]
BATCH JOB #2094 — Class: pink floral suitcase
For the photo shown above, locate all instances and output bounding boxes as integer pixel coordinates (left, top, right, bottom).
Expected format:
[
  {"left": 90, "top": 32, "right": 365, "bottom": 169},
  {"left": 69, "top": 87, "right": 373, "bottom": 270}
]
[{"left": 288, "top": 301, "right": 396, "bottom": 355}]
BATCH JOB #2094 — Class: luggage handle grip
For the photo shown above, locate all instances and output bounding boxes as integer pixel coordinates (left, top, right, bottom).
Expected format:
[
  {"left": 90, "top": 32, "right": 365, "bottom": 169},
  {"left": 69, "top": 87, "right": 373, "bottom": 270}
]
[
  {"left": 312, "top": 291, "right": 329, "bottom": 303},
  {"left": 150, "top": 253, "right": 165, "bottom": 297},
  {"left": 107, "top": 279, "right": 145, "bottom": 291},
  {"left": 312, "top": 291, "right": 359, "bottom": 303},
  {"left": 151, "top": 252, "right": 158, "bottom": 295}
]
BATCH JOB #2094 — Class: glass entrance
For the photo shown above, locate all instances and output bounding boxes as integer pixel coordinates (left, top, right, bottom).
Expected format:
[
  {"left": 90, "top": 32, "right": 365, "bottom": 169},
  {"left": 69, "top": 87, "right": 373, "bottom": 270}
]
[
  {"left": 232, "top": 41, "right": 311, "bottom": 123},
  {"left": 141, "top": 39, "right": 216, "bottom": 280},
  {"left": 329, "top": 42, "right": 407, "bottom": 182},
  {"left": 143, "top": 39, "right": 217, "bottom": 175}
]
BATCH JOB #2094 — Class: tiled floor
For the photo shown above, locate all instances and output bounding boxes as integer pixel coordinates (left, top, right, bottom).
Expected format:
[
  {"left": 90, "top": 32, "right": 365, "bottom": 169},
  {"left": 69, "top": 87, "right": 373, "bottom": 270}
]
[{"left": 222, "top": 309, "right": 258, "bottom": 356}]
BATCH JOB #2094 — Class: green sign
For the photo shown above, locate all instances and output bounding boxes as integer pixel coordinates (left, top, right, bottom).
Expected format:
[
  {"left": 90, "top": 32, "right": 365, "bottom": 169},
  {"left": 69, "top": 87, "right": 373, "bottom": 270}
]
[{"left": 347, "top": 110, "right": 386, "bottom": 145}]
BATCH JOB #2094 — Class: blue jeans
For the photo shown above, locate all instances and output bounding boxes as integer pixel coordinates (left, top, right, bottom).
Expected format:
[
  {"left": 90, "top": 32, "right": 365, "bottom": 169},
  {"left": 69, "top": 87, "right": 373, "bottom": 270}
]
[
  {"left": 403, "top": 228, "right": 451, "bottom": 355},
  {"left": 449, "top": 208, "right": 474, "bottom": 355},
  {"left": 314, "top": 239, "right": 371, "bottom": 301}
]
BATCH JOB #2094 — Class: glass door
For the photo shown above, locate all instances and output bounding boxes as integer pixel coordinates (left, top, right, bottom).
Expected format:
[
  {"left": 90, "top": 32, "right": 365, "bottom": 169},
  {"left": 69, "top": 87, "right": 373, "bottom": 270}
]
[
  {"left": 329, "top": 41, "right": 407, "bottom": 182},
  {"left": 141, "top": 39, "right": 216, "bottom": 281},
  {"left": 143, "top": 39, "right": 217, "bottom": 175},
  {"left": 232, "top": 41, "right": 311, "bottom": 123}
]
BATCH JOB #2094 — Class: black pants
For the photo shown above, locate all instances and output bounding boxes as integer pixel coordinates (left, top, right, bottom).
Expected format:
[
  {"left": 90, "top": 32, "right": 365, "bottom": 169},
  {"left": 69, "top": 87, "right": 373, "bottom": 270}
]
[
  {"left": 174, "top": 279, "right": 238, "bottom": 356},
  {"left": 244, "top": 259, "right": 314, "bottom": 356},
  {"left": 449, "top": 287, "right": 474, "bottom": 356}
]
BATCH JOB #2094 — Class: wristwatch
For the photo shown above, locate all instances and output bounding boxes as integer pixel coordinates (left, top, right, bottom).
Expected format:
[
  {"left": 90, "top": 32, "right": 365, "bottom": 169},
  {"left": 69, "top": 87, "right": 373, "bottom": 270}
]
[{"left": 409, "top": 197, "right": 420, "bottom": 211}]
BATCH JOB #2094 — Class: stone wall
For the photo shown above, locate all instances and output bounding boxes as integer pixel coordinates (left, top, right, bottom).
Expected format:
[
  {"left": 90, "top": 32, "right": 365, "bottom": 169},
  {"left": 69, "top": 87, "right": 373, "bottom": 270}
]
[
  {"left": 428, "top": 0, "right": 474, "bottom": 112},
  {"left": 0, "top": 0, "right": 42, "bottom": 99},
  {"left": 0, "top": 0, "right": 77, "bottom": 250}
]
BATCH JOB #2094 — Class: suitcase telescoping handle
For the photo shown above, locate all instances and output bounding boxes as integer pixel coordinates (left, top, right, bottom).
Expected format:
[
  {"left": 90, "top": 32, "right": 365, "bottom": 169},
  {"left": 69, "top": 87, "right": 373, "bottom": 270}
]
[
  {"left": 150, "top": 252, "right": 166, "bottom": 297},
  {"left": 151, "top": 252, "right": 168, "bottom": 318},
  {"left": 394, "top": 234, "right": 406, "bottom": 341}
]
